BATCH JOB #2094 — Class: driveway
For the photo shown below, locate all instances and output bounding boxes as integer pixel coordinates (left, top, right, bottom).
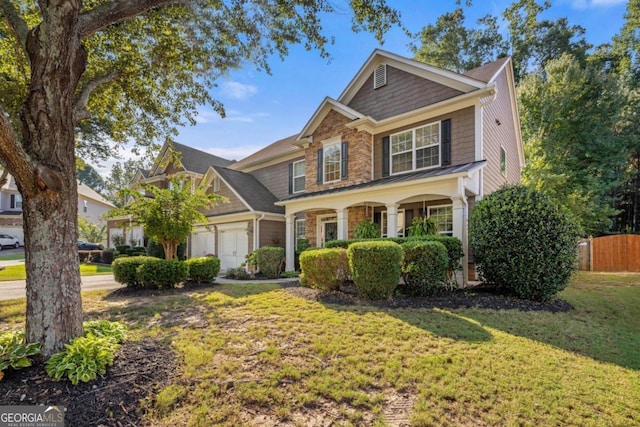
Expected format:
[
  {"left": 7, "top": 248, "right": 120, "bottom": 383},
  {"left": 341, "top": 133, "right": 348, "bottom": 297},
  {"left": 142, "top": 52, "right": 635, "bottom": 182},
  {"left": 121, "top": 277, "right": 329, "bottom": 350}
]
[{"left": 0, "top": 274, "right": 124, "bottom": 301}]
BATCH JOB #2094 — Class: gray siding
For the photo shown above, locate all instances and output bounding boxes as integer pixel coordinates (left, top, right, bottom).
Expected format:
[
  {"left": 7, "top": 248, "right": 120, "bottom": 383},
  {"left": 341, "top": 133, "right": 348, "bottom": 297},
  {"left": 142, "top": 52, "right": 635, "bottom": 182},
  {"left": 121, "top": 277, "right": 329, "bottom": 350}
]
[
  {"left": 202, "top": 180, "right": 248, "bottom": 216},
  {"left": 348, "top": 66, "right": 464, "bottom": 121},
  {"left": 250, "top": 156, "right": 305, "bottom": 200},
  {"left": 259, "top": 220, "right": 286, "bottom": 249}
]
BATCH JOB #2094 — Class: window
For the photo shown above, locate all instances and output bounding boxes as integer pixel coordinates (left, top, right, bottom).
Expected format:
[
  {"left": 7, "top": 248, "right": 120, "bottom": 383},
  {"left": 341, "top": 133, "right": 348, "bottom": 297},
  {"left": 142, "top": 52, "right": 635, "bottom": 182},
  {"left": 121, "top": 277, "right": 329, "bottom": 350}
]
[
  {"left": 390, "top": 122, "right": 440, "bottom": 174},
  {"left": 83, "top": 200, "right": 88, "bottom": 213},
  {"left": 380, "top": 209, "right": 405, "bottom": 237},
  {"left": 429, "top": 205, "right": 453, "bottom": 236},
  {"left": 10, "top": 194, "right": 22, "bottom": 210},
  {"left": 323, "top": 143, "right": 341, "bottom": 183},
  {"left": 295, "top": 219, "right": 306, "bottom": 249},
  {"left": 292, "top": 161, "right": 305, "bottom": 193},
  {"left": 500, "top": 147, "right": 507, "bottom": 177}
]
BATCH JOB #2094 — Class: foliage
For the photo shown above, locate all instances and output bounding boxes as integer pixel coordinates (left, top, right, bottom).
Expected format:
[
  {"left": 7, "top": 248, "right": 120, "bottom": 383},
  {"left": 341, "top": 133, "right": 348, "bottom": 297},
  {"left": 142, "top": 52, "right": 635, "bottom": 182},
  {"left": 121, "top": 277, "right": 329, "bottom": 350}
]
[
  {"left": 347, "top": 241, "right": 403, "bottom": 300},
  {"left": 78, "top": 217, "right": 107, "bottom": 245},
  {"left": 469, "top": 185, "right": 580, "bottom": 301},
  {"left": 112, "top": 256, "right": 158, "bottom": 287},
  {"left": 136, "top": 259, "right": 189, "bottom": 289},
  {"left": 0, "top": 331, "right": 41, "bottom": 381},
  {"left": 299, "top": 248, "right": 349, "bottom": 291},
  {"left": 107, "top": 175, "right": 223, "bottom": 259},
  {"left": 354, "top": 220, "right": 381, "bottom": 239},
  {"left": 77, "top": 163, "right": 106, "bottom": 194},
  {"left": 104, "top": 159, "right": 150, "bottom": 208},
  {"left": 294, "top": 238, "right": 311, "bottom": 271},
  {"left": 407, "top": 216, "right": 438, "bottom": 237},
  {"left": 224, "top": 267, "right": 250, "bottom": 280},
  {"left": 45, "top": 321, "right": 127, "bottom": 385},
  {"left": 400, "top": 241, "right": 448, "bottom": 296},
  {"left": 255, "top": 247, "right": 285, "bottom": 279},
  {"left": 186, "top": 256, "right": 221, "bottom": 283}
]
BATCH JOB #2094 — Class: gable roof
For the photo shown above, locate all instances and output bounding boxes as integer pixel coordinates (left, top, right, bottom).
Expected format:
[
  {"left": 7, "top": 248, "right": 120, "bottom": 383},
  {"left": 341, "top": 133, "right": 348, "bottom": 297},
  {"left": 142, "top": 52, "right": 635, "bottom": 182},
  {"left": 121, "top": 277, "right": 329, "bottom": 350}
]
[
  {"left": 229, "top": 134, "right": 303, "bottom": 171},
  {"left": 297, "top": 98, "right": 365, "bottom": 142},
  {"left": 211, "top": 166, "right": 284, "bottom": 214},
  {"left": 463, "top": 56, "right": 511, "bottom": 83},
  {"left": 77, "top": 181, "right": 115, "bottom": 207},
  {"left": 149, "top": 141, "right": 235, "bottom": 177}
]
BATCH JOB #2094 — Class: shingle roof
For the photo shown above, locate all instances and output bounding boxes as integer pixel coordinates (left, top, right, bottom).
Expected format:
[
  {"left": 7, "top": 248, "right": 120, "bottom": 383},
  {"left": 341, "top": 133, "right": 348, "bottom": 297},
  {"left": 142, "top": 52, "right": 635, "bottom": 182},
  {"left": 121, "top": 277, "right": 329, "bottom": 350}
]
[
  {"left": 172, "top": 142, "right": 235, "bottom": 174},
  {"left": 77, "top": 181, "right": 114, "bottom": 207},
  {"left": 463, "top": 56, "right": 511, "bottom": 83},
  {"left": 212, "top": 166, "right": 284, "bottom": 214},
  {"left": 281, "top": 161, "right": 487, "bottom": 202},
  {"left": 229, "top": 134, "right": 302, "bottom": 171}
]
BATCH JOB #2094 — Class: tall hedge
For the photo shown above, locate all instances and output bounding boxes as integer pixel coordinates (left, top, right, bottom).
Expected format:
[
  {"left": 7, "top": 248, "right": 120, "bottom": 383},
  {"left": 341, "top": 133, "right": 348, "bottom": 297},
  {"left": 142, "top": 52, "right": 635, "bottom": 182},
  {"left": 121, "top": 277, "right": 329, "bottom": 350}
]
[
  {"left": 469, "top": 185, "right": 580, "bottom": 301},
  {"left": 347, "top": 241, "right": 403, "bottom": 300},
  {"left": 299, "top": 248, "right": 349, "bottom": 291},
  {"left": 400, "top": 240, "right": 448, "bottom": 296}
]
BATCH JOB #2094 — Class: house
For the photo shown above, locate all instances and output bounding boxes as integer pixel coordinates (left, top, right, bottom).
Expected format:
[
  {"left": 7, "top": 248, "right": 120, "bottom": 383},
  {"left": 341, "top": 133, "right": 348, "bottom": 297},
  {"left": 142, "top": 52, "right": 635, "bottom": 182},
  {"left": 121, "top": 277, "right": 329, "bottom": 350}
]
[
  {"left": 110, "top": 49, "right": 523, "bottom": 283},
  {"left": 0, "top": 173, "right": 114, "bottom": 245}
]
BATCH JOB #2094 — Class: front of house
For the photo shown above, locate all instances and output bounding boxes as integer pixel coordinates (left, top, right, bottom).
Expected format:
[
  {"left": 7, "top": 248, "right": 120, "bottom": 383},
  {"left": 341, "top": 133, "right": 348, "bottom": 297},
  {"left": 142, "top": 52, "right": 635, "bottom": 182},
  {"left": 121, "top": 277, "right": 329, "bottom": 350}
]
[{"left": 109, "top": 49, "right": 523, "bottom": 283}]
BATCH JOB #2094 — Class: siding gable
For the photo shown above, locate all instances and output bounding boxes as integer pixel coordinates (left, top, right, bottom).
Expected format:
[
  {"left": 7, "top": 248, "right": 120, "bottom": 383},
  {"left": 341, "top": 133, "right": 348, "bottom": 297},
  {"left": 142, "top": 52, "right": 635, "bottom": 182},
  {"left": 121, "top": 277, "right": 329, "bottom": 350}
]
[{"left": 347, "top": 65, "right": 464, "bottom": 121}]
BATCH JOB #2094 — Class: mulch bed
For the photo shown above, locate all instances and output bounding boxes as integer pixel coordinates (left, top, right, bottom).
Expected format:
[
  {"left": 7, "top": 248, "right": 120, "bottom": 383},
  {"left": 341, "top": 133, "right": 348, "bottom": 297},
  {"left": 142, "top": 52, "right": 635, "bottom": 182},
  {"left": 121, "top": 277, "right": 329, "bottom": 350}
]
[{"left": 0, "top": 339, "right": 177, "bottom": 427}]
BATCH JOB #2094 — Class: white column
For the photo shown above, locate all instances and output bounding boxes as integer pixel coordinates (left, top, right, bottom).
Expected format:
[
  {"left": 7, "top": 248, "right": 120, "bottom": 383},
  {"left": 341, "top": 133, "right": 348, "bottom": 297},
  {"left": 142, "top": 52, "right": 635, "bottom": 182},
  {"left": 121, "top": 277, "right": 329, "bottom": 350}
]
[
  {"left": 386, "top": 204, "right": 398, "bottom": 238},
  {"left": 285, "top": 213, "right": 295, "bottom": 272},
  {"left": 452, "top": 198, "right": 468, "bottom": 286},
  {"left": 337, "top": 207, "right": 348, "bottom": 240}
]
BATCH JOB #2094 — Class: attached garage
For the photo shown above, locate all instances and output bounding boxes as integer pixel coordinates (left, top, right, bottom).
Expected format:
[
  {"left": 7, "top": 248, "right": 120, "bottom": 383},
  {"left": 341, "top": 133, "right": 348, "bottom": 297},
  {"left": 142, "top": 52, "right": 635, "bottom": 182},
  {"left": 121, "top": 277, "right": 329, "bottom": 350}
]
[
  {"left": 217, "top": 222, "right": 249, "bottom": 270},
  {"left": 190, "top": 228, "right": 215, "bottom": 258}
]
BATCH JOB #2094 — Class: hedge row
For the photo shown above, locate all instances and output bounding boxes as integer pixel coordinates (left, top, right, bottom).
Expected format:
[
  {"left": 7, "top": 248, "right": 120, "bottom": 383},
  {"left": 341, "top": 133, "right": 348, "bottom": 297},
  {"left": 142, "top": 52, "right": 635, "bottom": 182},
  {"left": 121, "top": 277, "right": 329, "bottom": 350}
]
[
  {"left": 78, "top": 250, "right": 114, "bottom": 265},
  {"left": 112, "top": 256, "right": 221, "bottom": 289}
]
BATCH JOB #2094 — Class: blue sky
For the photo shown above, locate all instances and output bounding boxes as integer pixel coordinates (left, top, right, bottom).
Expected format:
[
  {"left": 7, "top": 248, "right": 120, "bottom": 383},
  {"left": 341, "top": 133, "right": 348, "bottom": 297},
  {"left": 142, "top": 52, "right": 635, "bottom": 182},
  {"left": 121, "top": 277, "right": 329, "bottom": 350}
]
[{"left": 101, "top": 0, "right": 630, "bottom": 172}]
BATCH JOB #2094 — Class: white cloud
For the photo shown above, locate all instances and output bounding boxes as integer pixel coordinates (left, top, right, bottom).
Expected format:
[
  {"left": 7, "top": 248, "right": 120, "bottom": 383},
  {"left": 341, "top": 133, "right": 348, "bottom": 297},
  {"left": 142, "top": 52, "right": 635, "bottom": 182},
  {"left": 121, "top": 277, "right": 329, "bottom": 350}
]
[{"left": 221, "top": 81, "right": 258, "bottom": 100}]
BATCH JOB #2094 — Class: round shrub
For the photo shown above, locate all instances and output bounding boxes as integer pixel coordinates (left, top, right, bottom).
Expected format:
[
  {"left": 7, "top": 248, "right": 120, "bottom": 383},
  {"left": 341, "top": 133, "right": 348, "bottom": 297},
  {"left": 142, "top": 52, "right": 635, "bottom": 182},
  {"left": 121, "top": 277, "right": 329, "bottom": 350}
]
[
  {"left": 469, "top": 185, "right": 580, "bottom": 301},
  {"left": 347, "top": 241, "right": 403, "bottom": 300},
  {"left": 400, "top": 240, "right": 448, "bottom": 296},
  {"left": 186, "top": 256, "right": 221, "bottom": 283},
  {"left": 255, "top": 246, "right": 285, "bottom": 279},
  {"left": 299, "top": 248, "right": 349, "bottom": 291},
  {"left": 137, "top": 259, "right": 189, "bottom": 289},
  {"left": 112, "top": 256, "right": 158, "bottom": 287}
]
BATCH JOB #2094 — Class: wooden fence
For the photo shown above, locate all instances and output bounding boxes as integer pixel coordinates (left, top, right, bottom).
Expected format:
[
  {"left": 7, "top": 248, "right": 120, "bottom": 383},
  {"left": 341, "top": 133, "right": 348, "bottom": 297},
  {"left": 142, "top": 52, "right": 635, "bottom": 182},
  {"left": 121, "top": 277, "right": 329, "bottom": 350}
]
[{"left": 585, "top": 234, "right": 640, "bottom": 272}]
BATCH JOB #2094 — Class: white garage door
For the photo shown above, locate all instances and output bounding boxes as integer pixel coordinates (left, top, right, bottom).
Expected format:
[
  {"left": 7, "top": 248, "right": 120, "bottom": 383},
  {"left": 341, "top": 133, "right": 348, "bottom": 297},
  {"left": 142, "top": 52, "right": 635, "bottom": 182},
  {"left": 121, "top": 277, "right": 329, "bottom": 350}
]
[{"left": 219, "top": 227, "right": 249, "bottom": 271}]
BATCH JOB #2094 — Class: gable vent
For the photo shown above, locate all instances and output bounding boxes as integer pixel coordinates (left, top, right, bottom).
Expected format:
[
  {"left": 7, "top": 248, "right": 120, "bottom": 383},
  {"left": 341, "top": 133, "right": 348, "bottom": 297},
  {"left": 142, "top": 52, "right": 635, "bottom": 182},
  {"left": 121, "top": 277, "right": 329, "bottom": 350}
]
[{"left": 373, "top": 64, "right": 387, "bottom": 89}]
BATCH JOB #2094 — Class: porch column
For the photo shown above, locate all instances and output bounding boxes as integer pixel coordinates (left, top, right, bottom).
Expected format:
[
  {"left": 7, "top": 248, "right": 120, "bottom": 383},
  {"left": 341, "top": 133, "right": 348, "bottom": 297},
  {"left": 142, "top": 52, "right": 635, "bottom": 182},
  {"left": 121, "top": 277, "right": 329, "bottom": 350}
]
[
  {"left": 386, "top": 203, "right": 399, "bottom": 238},
  {"left": 337, "top": 207, "right": 348, "bottom": 240},
  {"left": 452, "top": 198, "right": 468, "bottom": 286},
  {"left": 285, "top": 213, "right": 295, "bottom": 272}
]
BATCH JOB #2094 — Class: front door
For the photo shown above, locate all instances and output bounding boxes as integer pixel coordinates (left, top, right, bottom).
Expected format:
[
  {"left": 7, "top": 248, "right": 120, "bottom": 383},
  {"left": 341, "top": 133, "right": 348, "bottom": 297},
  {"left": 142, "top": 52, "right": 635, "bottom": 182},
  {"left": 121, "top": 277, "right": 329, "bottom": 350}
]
[{"left": 318, "top": 215, "right": 338, "bottom": 247}]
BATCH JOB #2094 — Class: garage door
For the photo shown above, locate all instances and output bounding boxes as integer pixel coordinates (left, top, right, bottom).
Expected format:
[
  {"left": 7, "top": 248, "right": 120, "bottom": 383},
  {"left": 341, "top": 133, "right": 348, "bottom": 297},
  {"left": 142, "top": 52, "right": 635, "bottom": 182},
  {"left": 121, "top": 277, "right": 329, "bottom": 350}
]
[
  {"left": 191, "top": 231, "right": 215, "bottom": 258},
  {"left": 219, "top": 227, "right": 249, "bottom": 270}
]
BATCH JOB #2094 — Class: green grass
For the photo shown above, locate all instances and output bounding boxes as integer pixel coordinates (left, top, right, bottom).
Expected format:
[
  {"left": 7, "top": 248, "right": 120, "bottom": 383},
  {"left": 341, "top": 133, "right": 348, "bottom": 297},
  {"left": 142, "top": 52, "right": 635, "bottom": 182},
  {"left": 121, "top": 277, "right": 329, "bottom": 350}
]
[
  {"left": 0, "top": 264, "right": 112, "bottom": 281},
  {"left": 2, "top": 272, "right": 639, "bottom": 426},
  {"left": 0, "top": 253, "right": 25, "bottom": 261}
]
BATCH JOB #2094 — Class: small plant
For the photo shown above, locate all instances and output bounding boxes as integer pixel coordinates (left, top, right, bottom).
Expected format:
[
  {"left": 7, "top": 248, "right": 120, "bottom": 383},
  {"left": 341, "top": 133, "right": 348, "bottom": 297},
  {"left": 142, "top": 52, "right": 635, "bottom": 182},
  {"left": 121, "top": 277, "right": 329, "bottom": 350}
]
[
  {"left": 45, "top": 321, "right": 128, "bottom": 385},
  {"left": 299, "top": 248, "right": 349, "bottom": 291},
  {"left": 347, "top": 241, "right": 403, "bottom": 300},
  {"left": 225, "top": 267, "right": 250, "bottom": 280},
  {"left": 354, "top": 220, "right": 381, "bottom": 239},
  {"left": 186, "top": 256, "right": 221, "bottom": 283},
  {"left": 407, "top": 216, "right": 437, "bottom": 237},
  {"left": 0, "top": 331, "right": 41, "bottom": 381},
  {"left": 111, "top": 234, "right": 126, "bottom": 247}
]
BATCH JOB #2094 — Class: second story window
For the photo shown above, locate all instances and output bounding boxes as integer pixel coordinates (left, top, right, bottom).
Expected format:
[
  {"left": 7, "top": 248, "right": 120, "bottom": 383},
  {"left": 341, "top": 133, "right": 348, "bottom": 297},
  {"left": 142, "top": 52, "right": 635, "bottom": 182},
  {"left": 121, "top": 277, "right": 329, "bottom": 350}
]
[
  {"left": 292, "top": 161, "right": 305, "bottom": 193},
  {"left": 391, "top": 122, "right": 440, "bottom": 174},
  {"left": 323, "top": 143, "right": 341, "bottom": 183}
]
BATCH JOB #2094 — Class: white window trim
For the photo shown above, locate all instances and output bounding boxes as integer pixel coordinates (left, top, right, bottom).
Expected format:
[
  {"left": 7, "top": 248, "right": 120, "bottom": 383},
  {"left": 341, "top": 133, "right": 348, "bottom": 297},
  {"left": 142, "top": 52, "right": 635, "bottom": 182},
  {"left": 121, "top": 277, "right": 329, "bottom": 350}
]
[
  {"left": 323, "top": 142, "right": 342, "bottom": 184},
  {"left": 292, "top": 160, "right": 305, "bottom": 194},
  {"left": 428, "top": 204, "right": 453, "bottom": 236},
  {"left": 390, "top": 121, "right": 441, "bottom": 175},
  {"left": 295, "top": 219, "right": 306, "bottom": 249},
  {"left": 316, "top": 214, "right": 337, "bottom": 247}
]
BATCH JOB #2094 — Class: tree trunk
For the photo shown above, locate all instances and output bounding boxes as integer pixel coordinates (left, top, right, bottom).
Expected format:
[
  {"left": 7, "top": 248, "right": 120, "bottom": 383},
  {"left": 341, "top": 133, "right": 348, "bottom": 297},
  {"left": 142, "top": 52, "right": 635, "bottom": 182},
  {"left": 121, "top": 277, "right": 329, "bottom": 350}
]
[
  {"left": 162, "top": 240, "right": 179, "bottom": 260},
  {"left": 19, "top": 2, "right": 87, "bottom": 357}
]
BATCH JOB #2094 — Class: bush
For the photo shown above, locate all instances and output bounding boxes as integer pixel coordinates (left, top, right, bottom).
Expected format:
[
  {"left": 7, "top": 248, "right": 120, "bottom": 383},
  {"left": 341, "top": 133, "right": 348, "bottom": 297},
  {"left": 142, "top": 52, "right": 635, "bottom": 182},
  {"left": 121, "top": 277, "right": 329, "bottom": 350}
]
[
  {"left": 400, "top": 241, "right": 448, "bottom": 296},
  {"left": 225, "top": 267, "right": 250, "bottom": 280},
  {"left": 146, "top": 239, "right": 186, "bottom": 260},
  {"left": 186, "top": 256, "right": 221, "bottom": 283},
  {"left": 424, "top": 235, "right": 464, "bottom": 274},
  {"left": 469, "top": 185, "right": 580, "bottom": 302},
  {"left": 347, "top": 241, "right": 403, "bottom": 300},
  {"left": 354, "top": 220, "right": 381, "bottom": 239},
  {"left": 0, "top": 331, "right": 41, "bottom": 380},
  {"left": 255, "top": 246, "right": 285, "bottom": 279},
  {"left": 115, "top": 245, "right": 130, "bottom": 253},
  {"left": 299, "top": 248, "right": 349, "bottom": 291},
  {"left": 294, "top": 238, "right": 311, "bottom": 271},
  {"left": 101, "top": 249, "right": 114, "bottom": 265},
  {"left": 112, "top": 256, "right": 158, "bottom": 287},
  {"left": 137, "top": 259, "right": 189, "bottom": 289}
]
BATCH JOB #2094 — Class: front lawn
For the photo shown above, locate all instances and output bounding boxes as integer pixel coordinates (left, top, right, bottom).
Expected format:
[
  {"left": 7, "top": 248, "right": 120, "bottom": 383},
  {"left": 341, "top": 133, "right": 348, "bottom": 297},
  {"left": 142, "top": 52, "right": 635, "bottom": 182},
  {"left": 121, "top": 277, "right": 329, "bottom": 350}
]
[
  {"left": 0, "top": 263, "right": 112, "bottom": 281},
  {"left": 0, "top": 272, "right": 638, "bottom": 426}
]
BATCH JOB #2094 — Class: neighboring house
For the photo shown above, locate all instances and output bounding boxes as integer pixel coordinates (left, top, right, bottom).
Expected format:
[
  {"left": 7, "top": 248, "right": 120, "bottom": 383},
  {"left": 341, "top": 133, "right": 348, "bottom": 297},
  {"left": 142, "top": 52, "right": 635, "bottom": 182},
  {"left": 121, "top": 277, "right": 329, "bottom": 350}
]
[
  {"left": 110, "top": 49, "right": 523, "bottom": 283},
  {"left": 0, "top": 173, "right": 114, "bottom": 246}
]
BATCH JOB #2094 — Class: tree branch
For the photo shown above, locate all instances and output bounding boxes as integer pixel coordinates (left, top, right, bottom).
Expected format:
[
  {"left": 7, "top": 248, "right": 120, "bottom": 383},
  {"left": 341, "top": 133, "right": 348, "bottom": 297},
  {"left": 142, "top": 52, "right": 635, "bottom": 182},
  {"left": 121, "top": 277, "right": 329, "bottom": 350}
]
[
  {"left": 0, "top": 0, "right": 29, "bottom": 49},
  {"left": 0, "top": 106, "right": 34, "bottom": 192},
  {"left": 78, "top": 0, "right": 182, "bottom": 39},
  {"left": 74, "top": 71, "right": 121, "bottom": 122}
]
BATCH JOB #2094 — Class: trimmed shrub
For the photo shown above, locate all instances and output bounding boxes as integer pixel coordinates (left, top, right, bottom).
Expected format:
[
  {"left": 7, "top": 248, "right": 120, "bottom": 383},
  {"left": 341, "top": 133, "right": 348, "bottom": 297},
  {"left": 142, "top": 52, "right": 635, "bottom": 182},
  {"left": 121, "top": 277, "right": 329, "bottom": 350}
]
[
  {"left": 78, "top": 250, "right": 91, "bottom": 263},
  {"left": 112, "top": 256, "right": 158, "bottom": 287},
  {"left": 101, "top": 249, "right": 114, "bottom": 265},
  {"left": 469, "top": 185, "right": 580, "bottom": 302},
  {"left": 347, "top": 241, "right": 403, "bottom": 300},
  {"left": 400, "top": 241, "right": 448, "bottom": 296},
  {"left": 137, "top": 259, "right": 189, "bottom": 289},
  {"left": 186, "top": 256, "right": 221, "bottom": 283},
  {"left": 424, "top": 236, "right": 464, "bottom": 273},
  {"left": 255, "top": 246, "right": 285, "bottom": 279},
  {"left": 299, "top": 248, "right": 349, "bottom": 291},
  {"left": 115, "top": 245, "right": 130, "bottom": 253}
]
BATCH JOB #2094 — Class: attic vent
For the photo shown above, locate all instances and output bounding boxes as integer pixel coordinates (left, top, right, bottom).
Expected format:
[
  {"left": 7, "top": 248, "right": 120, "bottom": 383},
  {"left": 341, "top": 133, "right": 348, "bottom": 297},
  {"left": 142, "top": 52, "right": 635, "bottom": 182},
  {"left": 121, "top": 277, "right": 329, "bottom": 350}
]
[{"left": 373, "top": 64, "right": 387, "bottom": 89}]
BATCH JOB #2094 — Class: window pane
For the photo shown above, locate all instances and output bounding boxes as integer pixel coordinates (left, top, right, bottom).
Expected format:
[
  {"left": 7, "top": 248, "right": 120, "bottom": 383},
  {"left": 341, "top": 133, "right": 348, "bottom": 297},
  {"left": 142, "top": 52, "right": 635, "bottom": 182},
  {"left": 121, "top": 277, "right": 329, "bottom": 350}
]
[
  {"left": 293, "top": 176, "right": 305, "bottom": 193},
  {"left": 429, "top": 206, "right": 453, "bottom": 235},
  {"left": 324, "top": 144, "right": 341, "bottom": 182},
  {"left": 293, "top": 161, "right": 305, "bottom": 176},
  {"left": 415, "top": 124, "right": 439, "bottom": 148},
  {"left": 391, "top": 131, "right": 412, "bottom": 154},
  {"left": 392, "top": 152, "right": 412, "bottom": 173},
  {"left": 416, "top": 146, "right": 440, "bottom": 169}
]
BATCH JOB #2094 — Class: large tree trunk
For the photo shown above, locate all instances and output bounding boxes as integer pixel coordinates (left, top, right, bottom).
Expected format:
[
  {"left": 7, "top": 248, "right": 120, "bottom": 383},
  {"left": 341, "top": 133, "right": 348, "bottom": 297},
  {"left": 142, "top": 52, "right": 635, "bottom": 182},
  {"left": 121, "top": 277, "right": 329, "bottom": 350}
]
[{"left": 19, "top": 1, "right": 87, "bottom": 357}]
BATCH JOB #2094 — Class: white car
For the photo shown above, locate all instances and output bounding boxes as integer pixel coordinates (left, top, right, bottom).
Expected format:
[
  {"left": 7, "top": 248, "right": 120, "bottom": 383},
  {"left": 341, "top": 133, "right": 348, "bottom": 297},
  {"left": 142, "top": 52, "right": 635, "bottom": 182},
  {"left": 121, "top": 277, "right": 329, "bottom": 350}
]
[{"left": 0, "top": 233, "right": 21, "bottom": 249}]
